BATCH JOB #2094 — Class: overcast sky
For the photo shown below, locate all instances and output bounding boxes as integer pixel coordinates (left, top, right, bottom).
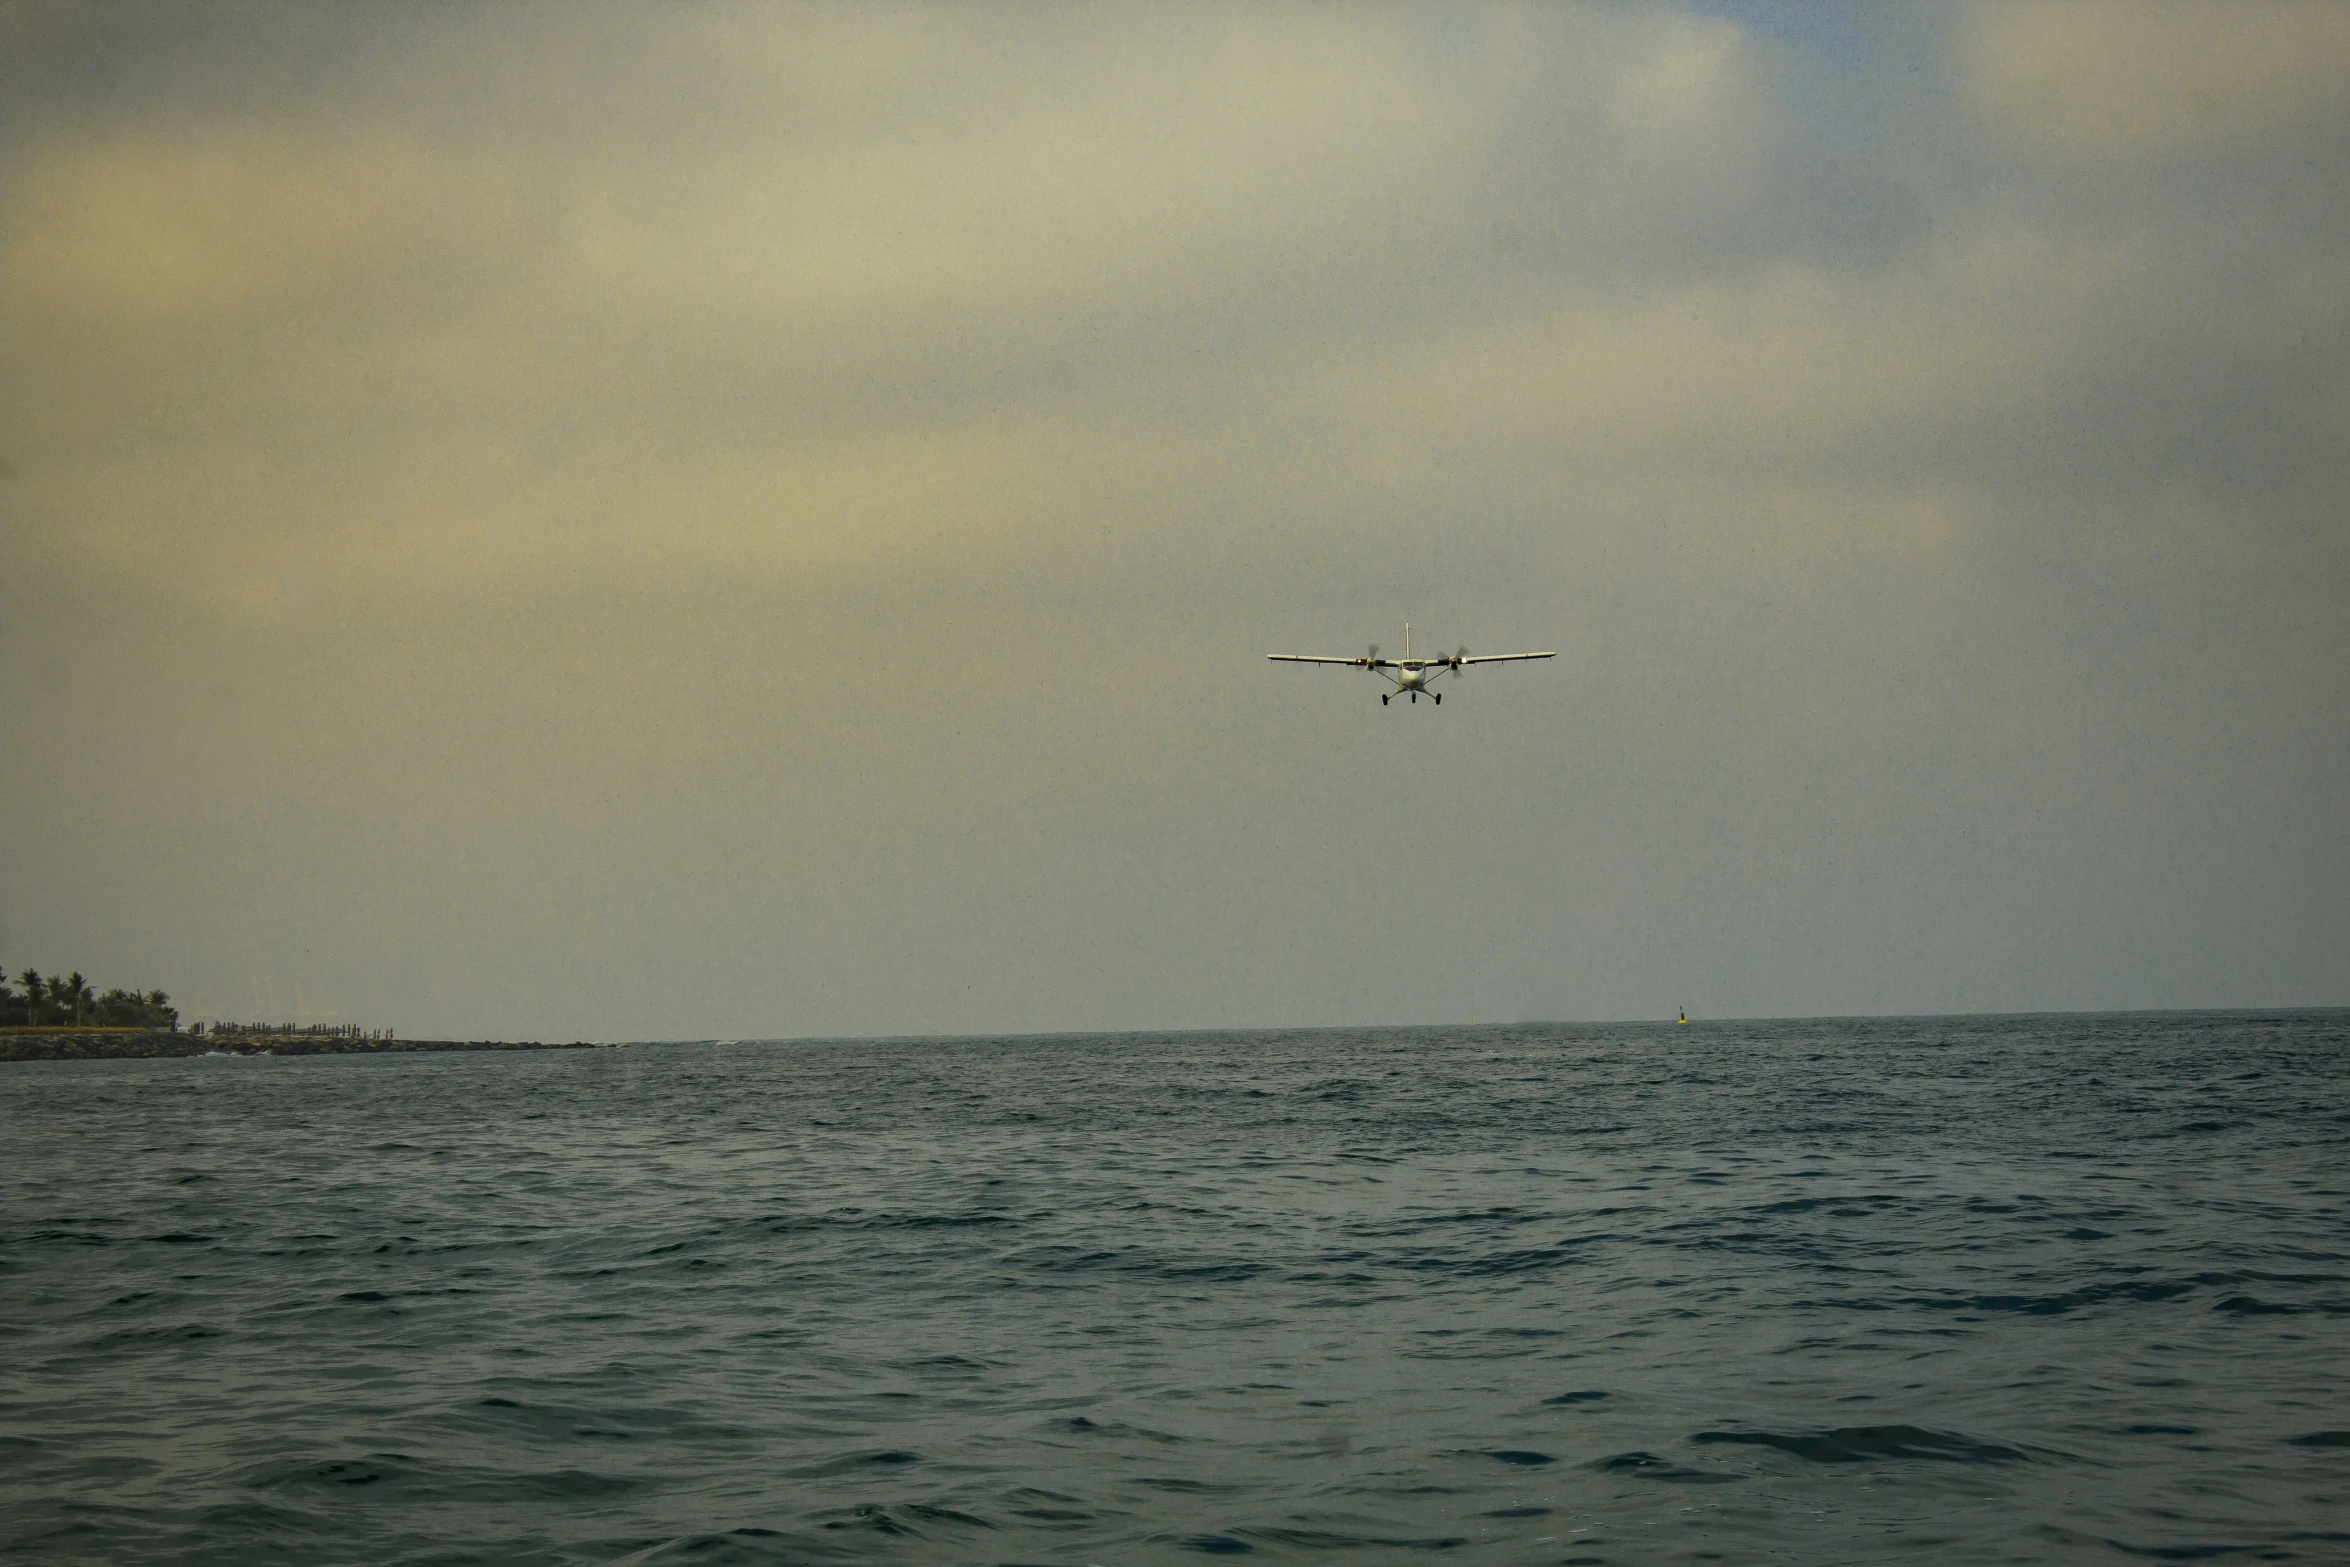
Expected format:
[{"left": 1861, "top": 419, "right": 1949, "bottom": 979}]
[{"left": 3, "top": 3, "right": 2344, "bottom": 1040}]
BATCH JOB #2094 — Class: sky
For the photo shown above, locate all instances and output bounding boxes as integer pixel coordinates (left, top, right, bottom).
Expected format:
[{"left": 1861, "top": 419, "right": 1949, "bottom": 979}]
[{"left": 2, "top": 2, "right": 2345, "bottom": 1040}]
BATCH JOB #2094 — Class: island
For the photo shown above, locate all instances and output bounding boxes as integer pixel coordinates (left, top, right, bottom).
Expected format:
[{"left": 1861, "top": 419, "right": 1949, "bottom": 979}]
[
  {"left": 1, "top": 967, "right": 599, "bottom": 1060},
  {"left": 0, "top": 1031, "right": 600, "bottom": 1061}
]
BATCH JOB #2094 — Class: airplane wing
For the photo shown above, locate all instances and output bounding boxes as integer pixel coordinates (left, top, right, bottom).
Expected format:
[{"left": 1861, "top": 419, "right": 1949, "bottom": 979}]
[
  {"left": 1456, "top": 652, "right": 1556, "bottom": 665},
  {"left": 1267, "top": 654, "right": 1385, "bottom": 667}
]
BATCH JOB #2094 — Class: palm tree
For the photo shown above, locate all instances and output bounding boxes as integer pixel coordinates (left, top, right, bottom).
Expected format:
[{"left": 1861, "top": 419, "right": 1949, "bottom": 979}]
[{"left": 18, "top": 969, "right": 43, "bottom": 1026}]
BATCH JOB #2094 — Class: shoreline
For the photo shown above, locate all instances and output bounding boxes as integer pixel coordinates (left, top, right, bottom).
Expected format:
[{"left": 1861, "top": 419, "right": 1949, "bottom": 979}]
[{"left": 0, "top": 1031, "right": 600, "bottom": 1062}]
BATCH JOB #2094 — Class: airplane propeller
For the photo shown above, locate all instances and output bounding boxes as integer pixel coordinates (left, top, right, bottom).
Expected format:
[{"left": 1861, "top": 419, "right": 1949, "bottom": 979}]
[
  {"left": 1365, "top": 643, "right": 1380, "bottom": 665},
  {"left": 1451, "top": 645, "right": 1470, "bottom": 670}
]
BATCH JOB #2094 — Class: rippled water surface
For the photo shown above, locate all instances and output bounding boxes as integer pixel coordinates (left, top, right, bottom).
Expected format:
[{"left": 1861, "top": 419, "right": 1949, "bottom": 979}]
[{"left": 5, "top": 1014, "right": 2347, "bottom": 1564}]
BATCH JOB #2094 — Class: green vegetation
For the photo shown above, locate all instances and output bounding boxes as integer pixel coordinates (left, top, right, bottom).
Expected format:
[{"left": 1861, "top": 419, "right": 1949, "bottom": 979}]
[{"left": 2, "top": 968, "right": 178, "bottom": 1030}]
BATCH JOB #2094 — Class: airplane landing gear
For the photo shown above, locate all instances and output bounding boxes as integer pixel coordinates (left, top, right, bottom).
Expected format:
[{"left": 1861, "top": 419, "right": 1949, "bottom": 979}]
[
  {"left": 1434, "top": 693, "right": 1441, "bottom": 704},
  {"left": 1381, "top": 694, "right": 1389, "bottom": 705}
]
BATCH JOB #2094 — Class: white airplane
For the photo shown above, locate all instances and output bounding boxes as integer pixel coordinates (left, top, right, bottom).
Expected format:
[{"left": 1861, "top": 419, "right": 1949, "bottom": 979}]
[{"left": 1268, "top": 623, "right": 1556, "bottom": 705}]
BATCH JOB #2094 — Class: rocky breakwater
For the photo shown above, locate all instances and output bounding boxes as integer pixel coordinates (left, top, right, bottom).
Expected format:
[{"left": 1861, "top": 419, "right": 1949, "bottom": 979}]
[{"left": 0, "top": 1030, "right": 600, "bottom": 1061}]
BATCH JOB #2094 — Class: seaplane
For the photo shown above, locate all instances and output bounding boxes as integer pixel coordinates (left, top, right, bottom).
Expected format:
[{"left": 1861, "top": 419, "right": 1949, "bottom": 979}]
[{"left": 1267, "top": 624, "right": 1556, "bottom": 704}]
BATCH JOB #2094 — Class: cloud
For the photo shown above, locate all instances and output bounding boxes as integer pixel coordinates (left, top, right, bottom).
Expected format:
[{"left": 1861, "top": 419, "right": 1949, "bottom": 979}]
[
  {"left": 0, "top": 127, "right": 496, "bottom": 326},
  {"left": 1962, "top": 0, "right": 2350, "bottom": 157}
]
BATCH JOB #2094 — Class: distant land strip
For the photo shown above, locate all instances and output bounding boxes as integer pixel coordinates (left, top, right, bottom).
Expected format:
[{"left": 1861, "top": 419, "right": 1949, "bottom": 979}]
[{"left": 0, "top": 1030, "right": 599, "bottom": 1062}]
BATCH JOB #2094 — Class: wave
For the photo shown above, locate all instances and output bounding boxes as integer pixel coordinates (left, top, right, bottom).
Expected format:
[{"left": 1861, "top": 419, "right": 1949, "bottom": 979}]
[{"left": 1692, "top": 1424, "right": 2038, "bottom": 1464}]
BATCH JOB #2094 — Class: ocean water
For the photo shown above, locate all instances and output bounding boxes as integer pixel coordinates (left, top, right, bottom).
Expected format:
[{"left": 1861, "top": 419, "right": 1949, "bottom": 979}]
[{"left": 3, "top": 1014, "right": 2345, "bottom": 1566}]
